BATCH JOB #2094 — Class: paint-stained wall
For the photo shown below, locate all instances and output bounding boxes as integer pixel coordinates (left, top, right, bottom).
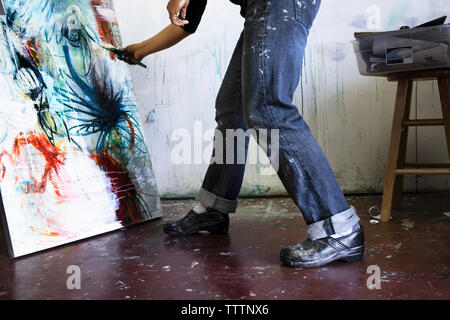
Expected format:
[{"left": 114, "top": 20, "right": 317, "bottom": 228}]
[{"left": 114, "top": 0, "right": 450, "bottom": 198}]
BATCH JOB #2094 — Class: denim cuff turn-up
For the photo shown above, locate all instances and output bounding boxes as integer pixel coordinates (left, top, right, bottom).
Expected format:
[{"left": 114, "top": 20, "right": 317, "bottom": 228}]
[
  {"left": 306, "top": 206, "right": 360, "bottom": 241},
  {"left": 196, "top": 187, "right": 239, "bottom": 214}
]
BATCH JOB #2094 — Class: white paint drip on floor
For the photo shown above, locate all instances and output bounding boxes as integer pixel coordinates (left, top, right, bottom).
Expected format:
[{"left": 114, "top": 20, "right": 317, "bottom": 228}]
[{"left": 401, "top": 219, "right": 415, "bottom": 230}]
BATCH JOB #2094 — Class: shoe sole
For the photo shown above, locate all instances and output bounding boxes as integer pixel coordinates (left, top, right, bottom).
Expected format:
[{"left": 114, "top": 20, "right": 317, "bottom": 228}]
[
  {"left": 163, "top": 223, "right": 228, "bottom": 237},
  {"left": 281, "top": 245, "right": 365, "bottom": 269}
]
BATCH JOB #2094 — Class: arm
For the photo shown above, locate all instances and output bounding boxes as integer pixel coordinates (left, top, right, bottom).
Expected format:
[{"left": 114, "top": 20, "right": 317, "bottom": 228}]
[
  {"left": 125, "top": 0, "right": 207, "bottom": 62},
  {"left": 126, "top": 25, "right": 190, "bottom": 61}
]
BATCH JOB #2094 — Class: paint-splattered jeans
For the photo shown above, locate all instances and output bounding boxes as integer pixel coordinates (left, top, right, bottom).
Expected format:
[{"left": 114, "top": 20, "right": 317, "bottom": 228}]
[{"left": 196, "top": 0, "right": 360, "bottom": 240}]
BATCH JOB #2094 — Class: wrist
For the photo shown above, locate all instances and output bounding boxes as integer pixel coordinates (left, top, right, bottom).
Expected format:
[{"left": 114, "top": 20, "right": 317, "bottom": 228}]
[
  {"left": 134, "top": 48, "right": 144, "bottom": 61},
  {"left": 126, "top": 43, "right": 145, "bottom": 61}
]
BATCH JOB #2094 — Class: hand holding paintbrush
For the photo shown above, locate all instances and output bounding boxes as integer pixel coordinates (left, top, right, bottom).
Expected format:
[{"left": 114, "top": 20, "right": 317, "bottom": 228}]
[{"left": 103, "top": 46, "right": 147, "bottom": 68}]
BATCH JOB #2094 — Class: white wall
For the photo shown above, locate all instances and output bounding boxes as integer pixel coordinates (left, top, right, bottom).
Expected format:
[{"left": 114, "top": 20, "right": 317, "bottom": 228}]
[{"left": 114, "top": 0, "right": 450, "bottom": 198}]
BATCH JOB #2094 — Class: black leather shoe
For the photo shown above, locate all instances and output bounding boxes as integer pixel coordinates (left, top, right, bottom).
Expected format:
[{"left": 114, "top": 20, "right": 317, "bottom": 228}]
[
  {"left": 163, "top": 210, "right": 229, "bottom": 236},
  {"left": 280, "top": 225, "right": 365, "bottom": 268}
]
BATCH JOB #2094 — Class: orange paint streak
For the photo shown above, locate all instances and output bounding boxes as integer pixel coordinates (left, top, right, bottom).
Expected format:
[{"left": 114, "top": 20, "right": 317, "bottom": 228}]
[
  {"left": 26, "top": 40, "right": 40, "bottom": 66},
  {"left": 12, "top": 132, "right": 66, "bottom": 195},
  {"left": 0, "top": 151, "right": 14, "bottom": 181},
  {"left": 29, "top": 226, "right": 59, "bottom": 237},
  {"left": 124, "top": 114, "right": 135, "bottom": 151}
]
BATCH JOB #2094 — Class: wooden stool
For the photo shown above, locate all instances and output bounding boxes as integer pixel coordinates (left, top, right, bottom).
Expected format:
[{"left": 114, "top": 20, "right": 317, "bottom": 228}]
[{"left": 380, "top": 68, "right": 450, "bottom": 223}]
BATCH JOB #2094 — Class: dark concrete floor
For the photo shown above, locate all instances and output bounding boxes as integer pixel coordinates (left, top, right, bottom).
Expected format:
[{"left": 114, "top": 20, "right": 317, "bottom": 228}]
[{"left": 0, "top": 193, "right": 449, "bottom": 300}]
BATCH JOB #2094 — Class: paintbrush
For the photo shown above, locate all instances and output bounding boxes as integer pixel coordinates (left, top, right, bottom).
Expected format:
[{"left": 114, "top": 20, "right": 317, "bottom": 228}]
[{"left": 102, "top": 46, "right": 147, "bottom": 68}]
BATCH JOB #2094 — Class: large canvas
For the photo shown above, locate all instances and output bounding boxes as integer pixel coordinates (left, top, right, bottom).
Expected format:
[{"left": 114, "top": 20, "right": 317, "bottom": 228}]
[{"left": 0, "top": 0, "right": 162, "bottom": 257}]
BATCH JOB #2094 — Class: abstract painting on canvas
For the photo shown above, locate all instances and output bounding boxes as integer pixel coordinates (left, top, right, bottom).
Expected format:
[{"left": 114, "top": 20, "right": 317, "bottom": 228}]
[{"left": 0, "top": 0, "right": 162, "bottom": 258}]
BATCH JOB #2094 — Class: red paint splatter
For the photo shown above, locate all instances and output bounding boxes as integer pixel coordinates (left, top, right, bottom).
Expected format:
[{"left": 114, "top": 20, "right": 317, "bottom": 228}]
[
  {"left": 91, "top": 150, "right": 142, "bottom": 225},
  {"left": 91, "top": 0, "right": 120, "bottom": 60},
  {"left": 12, "top": 131, "right": 66, "bottom": 196}
]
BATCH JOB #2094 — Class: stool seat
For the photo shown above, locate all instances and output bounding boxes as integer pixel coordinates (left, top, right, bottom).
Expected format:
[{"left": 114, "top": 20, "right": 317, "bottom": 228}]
[
  {"left": 387, "top": 68, "right": 450, "bottom": 82},
  {"left": 380, "top": 68, "right": 450, "bottom": 222}
]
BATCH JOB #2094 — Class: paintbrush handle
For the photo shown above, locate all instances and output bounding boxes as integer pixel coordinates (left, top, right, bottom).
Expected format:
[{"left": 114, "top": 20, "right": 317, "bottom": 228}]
[
  {"left": 128, "top": 58, "right": 147, "bottom": 69},
  {"left": 109, "top": 48, "right": 147, "bottom": 69}
]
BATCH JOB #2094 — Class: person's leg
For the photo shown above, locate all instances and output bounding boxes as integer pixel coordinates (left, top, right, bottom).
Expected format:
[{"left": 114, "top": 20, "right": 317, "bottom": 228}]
[
  {"left": 164, "top": 33, "right": 249, "bottom": 236},
  {"left": 242, "top": 0, "right": 363, "bottom": 267},
  {"left": 195, "top": 33, "right": 249, "bottom": 214}
]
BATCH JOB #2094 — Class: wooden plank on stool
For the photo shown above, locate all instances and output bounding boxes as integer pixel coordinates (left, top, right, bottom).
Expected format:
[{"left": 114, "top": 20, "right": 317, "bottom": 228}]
[
  {"left": 402, "top": 119, "right": 444, "bottom": 126},
  {"left": 437, "top": 77, "right": 450, "bottom": 160},
  {"left": 388, "top": 68, "right": 450, "bottom": 82},
  {"left": 396, "top": 169, "right": 450, "bottom": 175},
  {"left": 392, "top": 80, "right": 413, "bottom": 208},
  {"left": 404, "top": 162, "right": 450, "bottom": 168},
  {"left": 381, "top": 79, "right": 413, "bottom": 222}
]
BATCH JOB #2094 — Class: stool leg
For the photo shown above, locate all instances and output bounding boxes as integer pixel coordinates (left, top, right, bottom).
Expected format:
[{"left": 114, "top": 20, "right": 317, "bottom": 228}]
[
  {"left": 438, "top": 77, "right": 450, "bottom": 160},
  {"left": 381, "top": 79, "right": 413, "bottom": 222},
  {"left": 392, "top": 81, "right": 413, "bottom": 208}
]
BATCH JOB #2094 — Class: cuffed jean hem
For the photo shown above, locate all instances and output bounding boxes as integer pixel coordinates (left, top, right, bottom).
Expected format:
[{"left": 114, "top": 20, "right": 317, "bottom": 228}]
[
  {"left": 306, "top": 206, "right": 360, "bottom": 241},
  {"left": 195, "top": 188, "right": 238, "bottom": 214}
]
